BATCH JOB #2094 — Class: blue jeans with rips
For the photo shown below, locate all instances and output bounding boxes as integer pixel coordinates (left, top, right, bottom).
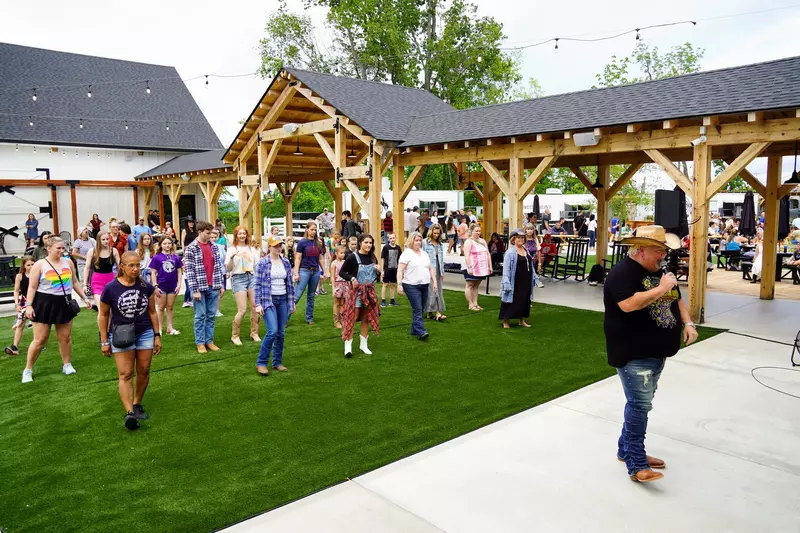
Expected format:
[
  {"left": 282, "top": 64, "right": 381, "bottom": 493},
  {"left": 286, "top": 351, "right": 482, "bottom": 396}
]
[
  {"left": 193, "top": 288, "right": 220, "bottom": 345},
  {"left": 257, "top": 294, "right": 289, "bottom": 368},
  {"left": 616, "top": 357, "right": 666, "bottom": 475},
  {"left": 402, "top": 283, "right": 429, "bottom": 337},
  {"left": 294, "top": 268, "right": 320, "bottom": 322}
]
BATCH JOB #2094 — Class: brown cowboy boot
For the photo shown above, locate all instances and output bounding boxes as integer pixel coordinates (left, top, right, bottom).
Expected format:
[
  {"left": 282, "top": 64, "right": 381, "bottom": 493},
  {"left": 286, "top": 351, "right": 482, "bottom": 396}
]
[
  {"left": 231, "top": 319, "right": 242, "bottom": 346},
  {"left": 250, "top": 312, "right": 261, "bottom": 342}
]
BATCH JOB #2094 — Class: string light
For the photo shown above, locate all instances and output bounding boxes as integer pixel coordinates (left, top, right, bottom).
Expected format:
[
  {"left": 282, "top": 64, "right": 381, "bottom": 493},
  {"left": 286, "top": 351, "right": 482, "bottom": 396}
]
[
  {"left": 29, "top": 116, "right": 33, "bottom": 126},
  {"left": 125, "top": 121, "right": 129, "bottom": 130},
  {"left": 145, "top": 81, "right": 151, "bottom": 95},
  {"left": 165, "top": 122, "right": 169, "bottom": 131},
  {"left": 15, "top": 144, "right": 18, "bottom": 151},
  {"left": 33, "top": 146, "right": 36, "bottom": 153},
  {"left": 205, "top": 75, "right": 209, "bottom": 87},
  {"left": 75, "top": 150, "right": 78, "bottom": 157},
  {"left": 62, "top": 149, "right": 66, "bottom": 156},
  {"left": 32, "top": 88, "right": 37, "bottom": 101},
  {"left": 107, "top": 152, "right": 111, "bottom": 158},
  {"left": 87, "top": 85, "right": 92, "bottom": 98},
  {"left": 79, "top": 118, "right": 84, "bottom": 129},
  {"left": 635, "top": 29, "right": 641, "bottom": 41},
  {"left": 554, "top": 38, "right": 559, "bottom": 51}
]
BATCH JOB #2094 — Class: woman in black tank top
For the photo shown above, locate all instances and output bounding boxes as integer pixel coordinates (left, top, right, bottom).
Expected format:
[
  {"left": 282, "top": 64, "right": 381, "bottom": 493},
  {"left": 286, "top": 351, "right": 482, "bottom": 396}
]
[
  {"left": 95, "top": 254, "right": 114, "bottom": 274},
  {"left": 181, "top": 219, "right": 197, "bottom": 249},
  {"left": 5, "top": 256, "right": 34, "bottom": 356}
]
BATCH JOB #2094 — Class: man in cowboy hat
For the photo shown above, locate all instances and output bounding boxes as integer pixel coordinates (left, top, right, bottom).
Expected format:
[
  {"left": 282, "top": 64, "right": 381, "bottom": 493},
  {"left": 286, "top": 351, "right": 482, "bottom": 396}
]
[{"left": 603, "top": 225, "right": 698, "bottom": 483}]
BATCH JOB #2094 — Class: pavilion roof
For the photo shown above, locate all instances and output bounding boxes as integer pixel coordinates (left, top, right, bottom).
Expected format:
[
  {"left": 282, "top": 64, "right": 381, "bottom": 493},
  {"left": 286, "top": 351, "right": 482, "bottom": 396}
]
[
  {"left": 399, "top": 55, "right": 800, "bottom": 147},
  {"left": 135, "top": 149, "right": 230, "bottom": 179}
]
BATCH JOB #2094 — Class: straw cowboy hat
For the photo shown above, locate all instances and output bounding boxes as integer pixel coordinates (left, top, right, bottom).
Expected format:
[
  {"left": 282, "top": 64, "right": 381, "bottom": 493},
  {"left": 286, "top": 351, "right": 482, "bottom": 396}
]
[{"left": 621, "top": 225, "right": 681, "bottom": 250}]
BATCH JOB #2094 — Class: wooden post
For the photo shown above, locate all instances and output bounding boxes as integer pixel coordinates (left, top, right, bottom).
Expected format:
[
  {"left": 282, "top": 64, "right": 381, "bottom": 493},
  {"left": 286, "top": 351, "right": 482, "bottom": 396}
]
[
  {"left": 333, "top": 184, "right": 343, "bottom": 238},
  {"left": 158, "top": 184, "right": 165, "bottom": 230},
  {"left": 132, "top": 186, "right": 139, "bottom": 222},
  {"left": 334, "top": 120, "right": 347, "bottom": 189},
  {"left": 595, "top": 165, "right": 609, "bottom": 263},
  {"left": 70, "top": 184, "right": 78, "bottom": 238},
  {"left": 760, "top": 155, "right": 782, "bottom": 299},
  {"left": 50, "top": 185, "right": 59, "bottom": 234},
  {"left": 484, "top": 176, "right": 495, "bottom": 237},
  {"left": 238, "top": 159, "right": 250, "bottom": 229},
  {"left": 508, "top": 157, "right": 523, "bottom": 232},
  {"left": 368, "top": 142, "right": 382, "bottom": 238},
  {"left": 392, "top": 154, "right": 405, "bottom": 248},
  {"left": 688, "top": 145, "right": 711, "bottom": 322}
]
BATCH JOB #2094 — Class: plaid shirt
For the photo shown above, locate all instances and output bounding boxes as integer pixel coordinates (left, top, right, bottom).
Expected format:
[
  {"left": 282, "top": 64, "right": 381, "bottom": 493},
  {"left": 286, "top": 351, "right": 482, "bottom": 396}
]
[
  {"left": 255, "top": 256, "right": 295, "bottom": 310},
  {"left": 184, "top": 238, "right": 226, "bottom": 293}
]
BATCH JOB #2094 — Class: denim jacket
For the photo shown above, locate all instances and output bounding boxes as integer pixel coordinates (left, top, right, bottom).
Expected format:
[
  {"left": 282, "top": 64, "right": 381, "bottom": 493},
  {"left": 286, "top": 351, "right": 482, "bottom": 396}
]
[
  {"left": 500, "top": 248, "right": 536, "bottom": 303},
  {"left": 423, "top": 239, "right": 445, "bottom": 277}
]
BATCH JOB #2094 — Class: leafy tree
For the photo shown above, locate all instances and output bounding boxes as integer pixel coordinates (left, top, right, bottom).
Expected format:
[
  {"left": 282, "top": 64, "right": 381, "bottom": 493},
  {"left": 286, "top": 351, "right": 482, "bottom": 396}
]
[
  {"left": 261, "top": 0, "right": 523, "bottom": 109},
  {"left": 593, "top": 42, "right": 704, "bottom": 88},
  {"left": 713, "top": 159, "right": 753, "bottom": 193},
  {"left": 507, "top": 77, "right": 544, "bottom": 102}
]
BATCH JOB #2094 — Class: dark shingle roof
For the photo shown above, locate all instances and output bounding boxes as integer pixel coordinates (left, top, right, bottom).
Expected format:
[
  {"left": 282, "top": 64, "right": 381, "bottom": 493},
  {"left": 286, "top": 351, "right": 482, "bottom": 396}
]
[
  {"left": 399, "top": 55, "right": 800, "bottom": 147},
  {"left": 0, "top": 42, "right": 222, "bottom": 151},
  {"left": 285, "top": 67, "right": 455, "bottom": 141},
  {"left": 135, "top": 149, "right": 229, "bottom": 179}
]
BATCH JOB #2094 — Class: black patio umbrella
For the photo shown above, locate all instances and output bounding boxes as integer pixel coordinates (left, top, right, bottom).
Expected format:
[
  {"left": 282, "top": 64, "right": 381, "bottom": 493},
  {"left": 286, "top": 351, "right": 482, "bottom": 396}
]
[
  {"left": 532, "top": 194, "right": 541, "bottom": 219},
  {"left": 779, "top": 195, "right": 791, "bottom": 241},
  {"left": 739, "top": 191, "right": 757, "bottom": 237}
]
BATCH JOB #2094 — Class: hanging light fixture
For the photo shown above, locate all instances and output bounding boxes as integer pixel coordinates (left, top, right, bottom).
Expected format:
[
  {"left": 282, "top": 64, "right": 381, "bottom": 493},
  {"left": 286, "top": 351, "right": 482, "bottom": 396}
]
[
  {"left": 125, "top": 121, "right": 129, "bottom": 130},
  {"left": 347, "top": 133, "right": 356, "bottom": 159},
  {"left": 79, "top": 118, "right": 84, "bottom": 129},
  {"left": 145, "top": 81, "right": 151, "bottom": 95},
  {"left": 635, "top": 29, "right": 641, "bottom": 41},
  {"left": 786, "top": 141, "right": 800, "bottom": 184},
  {"left": 32, "top": 88, "right": 37, "bottom": 101},
  {"left": 87, "top": 85, "right": 92, "bottom": 98},
  {"left": 554, "top": 38, "right": 560, "bottom": 52},
  {"left": 293, "top": 137, "right": 303, "bottom": 156},
  {"left": 29, "top": 117, "right": 34, "bottom": 127},
  {"left": 591, "top": 159, "right": 604, "bottom": 189}
]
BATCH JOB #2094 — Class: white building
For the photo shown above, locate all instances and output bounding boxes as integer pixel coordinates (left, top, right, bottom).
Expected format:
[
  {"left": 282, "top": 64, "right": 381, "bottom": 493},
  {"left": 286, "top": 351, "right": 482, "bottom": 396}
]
[{"left": 0, "top": 42, "right": 222, "bottom": 254}]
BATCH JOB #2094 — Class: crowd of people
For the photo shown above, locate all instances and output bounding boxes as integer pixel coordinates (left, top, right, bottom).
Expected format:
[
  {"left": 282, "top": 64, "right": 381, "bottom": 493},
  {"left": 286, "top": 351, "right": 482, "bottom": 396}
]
[{"left": 7, "top": 207, "right": 546, "bottom": 431}]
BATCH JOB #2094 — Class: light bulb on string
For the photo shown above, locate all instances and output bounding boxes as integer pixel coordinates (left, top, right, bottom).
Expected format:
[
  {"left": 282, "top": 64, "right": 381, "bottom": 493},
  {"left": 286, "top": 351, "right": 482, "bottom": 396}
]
[
  {"left": 635, "top": 29, "right": 641, "bottom": 41},
  {"left": 554, "top": 38, "right": 560, "bottom": 53},
  {"left": 75, "top": 150, "right": 78, "bottom": 157},
  {"left": 33, "top": 146, "right": 36, "bottom": 154},
  {"left": 125, "top": 121, "right": 129, "bottom": 130},
  {"left": 29, "top": 117, "right": 34, "bottom": 127},
  {"left": 107, "top": 152, "right": 111, "bottom": 158},
  {"left": 15, "top": 144, "right": 18, "bottom": 152},
  {"left": 32, "top": 88, "right": 37, "bottom": 102},
  {"left": 165, "top": 122, "right": 170, "bottom": 131},
  {"left": 205, "top": 75, "right": 209, "bottom": 88},
  {"left": 87, "top": 85, "right": 92, "bottom": 98},
  {"left": 79, "top": 118, "right": 84, "bottom": 129},
  {"left": 146, "top": 81, "right": 151, "bottom": 95}
]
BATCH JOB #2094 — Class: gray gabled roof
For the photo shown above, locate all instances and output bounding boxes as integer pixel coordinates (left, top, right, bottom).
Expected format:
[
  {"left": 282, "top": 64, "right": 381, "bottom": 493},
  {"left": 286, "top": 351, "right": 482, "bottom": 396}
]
[
  {"left": 135, "top": 149, "right": 230, "bottom": 179},
  {"left": 399, "top": 55, "right": 800, "bottom": 147},
  {"left": 285, "top": 67, "right": 456, "bottom": 141},
  {"left": 0, "top": 42, "right": 222, "bottom": 151}
]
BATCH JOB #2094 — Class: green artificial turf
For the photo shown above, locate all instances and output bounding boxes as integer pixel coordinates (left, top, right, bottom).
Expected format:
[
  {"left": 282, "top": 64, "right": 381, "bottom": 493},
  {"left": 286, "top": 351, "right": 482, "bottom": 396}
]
[{"left": 0, "top": 288, "right": 722, "bottom": 533}]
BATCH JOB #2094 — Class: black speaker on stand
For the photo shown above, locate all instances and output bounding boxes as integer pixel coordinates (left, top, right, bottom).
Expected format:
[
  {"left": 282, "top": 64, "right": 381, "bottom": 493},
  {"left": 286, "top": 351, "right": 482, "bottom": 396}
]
[{"left": 655, "top": 190, "right": 681, "bottom": 230}]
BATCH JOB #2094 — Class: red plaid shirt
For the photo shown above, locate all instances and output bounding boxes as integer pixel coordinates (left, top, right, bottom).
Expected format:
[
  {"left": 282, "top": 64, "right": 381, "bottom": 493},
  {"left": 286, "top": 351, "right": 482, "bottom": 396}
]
[{"left": 341, "top": 283, "right": 380, "bottom": 339}]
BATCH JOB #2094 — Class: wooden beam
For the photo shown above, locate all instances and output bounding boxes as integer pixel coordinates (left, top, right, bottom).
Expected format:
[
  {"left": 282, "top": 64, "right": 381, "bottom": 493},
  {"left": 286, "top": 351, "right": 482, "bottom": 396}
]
[
  {"left": 727, "top": 163, "right": 766, "bottom": 196},
  {"left": 132, "top": 186, "right": 139, "bottom": 222},
  {"left": 626, "top": 124, "right": 643, "bottom": 133},
  {"left": 706, "top": 142, "right": 770, "bottom": 199},
  {"left": 368, "top": 143, "right": 382, "bottom": 235},
  {"left": 595, "top": 165, "right": 609, "bottom": 263},
  {"left": 143, "top": 188, "right": 155, "bottom": 210},
  {"left": 157, "top": 184, "right": 165, "bottom": 230},
  {"left": 469, "top": 183, "right": 484, "bottom": 203},
  {"left": 342, "top": 179, "right": 369, "bottom": 211},
  {"left": 569, "top": 166, "right": 596, "bottom": 197},
  {"left": 663, "top": 120, "right": 678, "bottom": 129},
  {"left": 480, "top": 161, "right": 511, "bottom": 197},
  {"left": 231, "top": 83, "right": 296, "bottom": 164},
  {"left": 703, "top": 116, "right": 719, "bottom": 126},
  {"left": 508, "top": 157, "right": 523, "bottom": 229},
  {"left": 760, "top": 156, "right": 782, "bottom": 300},
  {"left": 400, "top": 166, "right": 426, "bottom": 201},
  {"left": 263, "top": 139, "right": 283, "bottom": 178},
  {"left": 780, "top": 184, "right": 799, "bottom": 199},
  {"left": 607, "top": 163, "right": 643, "bottom": 199},
  {"left": 314, "top": 133, "right": 336, "bottom": 166},
  {"left": 748, "top": 111, "right": 764, "bottom": 123},
  {"left": 49, "top": 185, "right": 59, "bottom": 234},
  {"left": 644, "top": 149, "right": 694, "bottom": 196},
  {"left": 520, "top": 156, "right": 558, "bottom": 198},
  {"left": 70, "top": 184, "right": 78, "bottom": 238},
  {"left": 259, "top": 118, "right": 337, "bottom": 143},
  {"left": 322, "top": 180, "right": 335, "bottom": 197},
  {"left": 392, "top": 155, "right": 405, "bottom": 247},
  {"left": 688, "top": 143, "right": 711, "bottom": 322}
]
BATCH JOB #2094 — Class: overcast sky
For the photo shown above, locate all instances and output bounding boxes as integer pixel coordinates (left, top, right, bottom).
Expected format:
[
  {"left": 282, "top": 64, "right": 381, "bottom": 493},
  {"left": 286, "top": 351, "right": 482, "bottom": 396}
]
[{"left": 2, "top": 0, "right": 799, "bottom": 179}]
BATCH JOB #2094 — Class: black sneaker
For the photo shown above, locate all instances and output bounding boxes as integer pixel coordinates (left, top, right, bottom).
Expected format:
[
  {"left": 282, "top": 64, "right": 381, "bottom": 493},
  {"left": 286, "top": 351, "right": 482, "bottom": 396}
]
[
  {"left": 4, "top": 345, "right": 19, "bottom": 356},
  {"left": 345, "top": 350, "right": 353, "bottom": 359},
  {"left": 380, "top": 300, "right": 387, "bottom": 308},
  {"left": 390, "top": 300, "right": 399, "bottom": 306},
  {"left": 132, "top": 403, "right": 148, "bottom": 420},
  {"left": 124, "top": 412, "right": 140, "bottom": 430},
  {"left": 419, "top": 332, "right": 429, "bottom": 341}
]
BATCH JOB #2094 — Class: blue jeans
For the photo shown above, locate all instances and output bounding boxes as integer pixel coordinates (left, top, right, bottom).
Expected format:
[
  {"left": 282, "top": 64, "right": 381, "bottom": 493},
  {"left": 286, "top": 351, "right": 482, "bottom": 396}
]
[
  {"left": 294, "top": 268, "right": 320, "bottom": 322},
  {"left": 193, "top": 288, "right": 220, "bottom": 345},
  {"left": 184, "top": 279, "right": 191, "bottom": 304},
  {"left": 588, "top": 230, "right": 596, "bottom": 248},
  {"left": 617, "top": 357, "right": 665, "bottom": 475},
  {"left": 402, "top": 283, "right": 429, "bottom": 336},
  {"left": 257, "top": 294, "right": 289, "bottom": 367}
]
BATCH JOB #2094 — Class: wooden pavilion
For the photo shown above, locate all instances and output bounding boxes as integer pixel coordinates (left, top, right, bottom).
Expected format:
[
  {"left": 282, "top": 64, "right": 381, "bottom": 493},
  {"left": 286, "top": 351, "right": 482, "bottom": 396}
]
[{"left": 141, "top": 56, "right": 800, "bottom": 323}]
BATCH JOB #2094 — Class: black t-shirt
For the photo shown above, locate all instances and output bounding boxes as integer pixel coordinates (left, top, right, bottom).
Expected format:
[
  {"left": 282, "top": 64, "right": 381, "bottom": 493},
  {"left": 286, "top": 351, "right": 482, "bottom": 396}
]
[
  {"left": 100, "top": 279, "right": 155, "bottom": 334},
  {"left": 381, "top": 244, "right": 401, "bottom": 270},
  {"left": 603, "top": 257, "right": 683, "bottom": 367}
]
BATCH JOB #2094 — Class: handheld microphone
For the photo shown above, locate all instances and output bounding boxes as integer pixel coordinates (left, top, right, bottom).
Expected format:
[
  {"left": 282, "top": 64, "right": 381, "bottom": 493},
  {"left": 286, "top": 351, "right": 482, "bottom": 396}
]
[{"left": 658, "top": 260, "right": 671, "bottom": 276}]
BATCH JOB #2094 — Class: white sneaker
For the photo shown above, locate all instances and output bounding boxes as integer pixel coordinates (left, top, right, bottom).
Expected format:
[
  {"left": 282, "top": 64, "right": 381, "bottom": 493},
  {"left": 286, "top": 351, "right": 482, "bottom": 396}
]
[
  {"left": 21, "top": 369, "right": 33, "bottom": 383},
  {"left": 215, "top": 311, "right": 223, "bottom": 317},
  {"left": 360, "top": 335, "right": 372, "bottom": 355},
  {"left": 62, "top": 363, "right": 77, "bottom": 375},
  {"left": 536, "top": 280, "right": 544, "bottom": 288},
  {"left": 182, "top": 302, "right": 193, "bottom": 308}
]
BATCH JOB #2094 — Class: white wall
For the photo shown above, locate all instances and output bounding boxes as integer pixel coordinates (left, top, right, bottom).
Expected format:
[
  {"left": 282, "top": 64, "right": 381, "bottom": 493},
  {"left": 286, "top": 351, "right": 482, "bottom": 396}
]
[{"left": 0, "top": 142, "right": 205, "bottom": 254}]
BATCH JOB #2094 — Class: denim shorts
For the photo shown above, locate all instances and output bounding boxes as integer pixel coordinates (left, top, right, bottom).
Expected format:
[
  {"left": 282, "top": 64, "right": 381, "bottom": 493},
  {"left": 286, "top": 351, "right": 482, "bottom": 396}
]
[
  {"left": 231, "top": 272, "right": 255, "bottom": 293},
  {"left": 109, "top": 328, "right": 155, "bottom": 354}
]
